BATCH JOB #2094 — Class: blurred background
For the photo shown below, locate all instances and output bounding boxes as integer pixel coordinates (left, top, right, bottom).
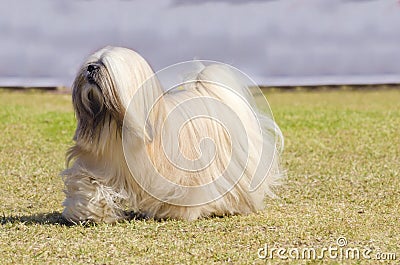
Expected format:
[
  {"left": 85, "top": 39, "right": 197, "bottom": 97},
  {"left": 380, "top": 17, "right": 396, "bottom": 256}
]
[{"left": 1, "top": 0, "right": 400, "bottom": 87}]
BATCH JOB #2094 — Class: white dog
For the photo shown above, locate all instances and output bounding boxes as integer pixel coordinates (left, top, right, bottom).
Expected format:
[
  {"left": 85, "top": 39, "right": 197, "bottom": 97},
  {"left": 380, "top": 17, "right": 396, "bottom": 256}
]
[{"left": 61, "top": 46, "right": 283, "bottom": 223}]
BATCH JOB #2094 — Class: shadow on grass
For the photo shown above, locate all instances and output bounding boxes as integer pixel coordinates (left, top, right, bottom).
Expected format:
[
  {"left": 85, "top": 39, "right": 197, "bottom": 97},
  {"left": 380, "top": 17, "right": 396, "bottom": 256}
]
[
  {"left": 1, "top": 211, "right": 228, "bottom": 226},
  {"left": 0, "top": 211, "right": 148, "bottom": 226},
  {"left": 1, "top": 212, "right": 72, "bottom": 226}
]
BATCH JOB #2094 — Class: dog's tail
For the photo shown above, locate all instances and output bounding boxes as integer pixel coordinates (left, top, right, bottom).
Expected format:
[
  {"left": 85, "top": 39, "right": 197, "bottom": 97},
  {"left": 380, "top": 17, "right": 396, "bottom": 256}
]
[
  {"left": 188, "top": 63, "right": 285, "bottom": 197},
  {"left": 194, "top": 62, "right": 283, "bottom": 148}
]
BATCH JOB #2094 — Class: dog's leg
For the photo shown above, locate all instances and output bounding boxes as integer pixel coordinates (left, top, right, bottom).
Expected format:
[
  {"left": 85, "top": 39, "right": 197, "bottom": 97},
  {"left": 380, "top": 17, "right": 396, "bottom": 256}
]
[{"left": 62, "top": 170, "right": 126, "bottom": 223}]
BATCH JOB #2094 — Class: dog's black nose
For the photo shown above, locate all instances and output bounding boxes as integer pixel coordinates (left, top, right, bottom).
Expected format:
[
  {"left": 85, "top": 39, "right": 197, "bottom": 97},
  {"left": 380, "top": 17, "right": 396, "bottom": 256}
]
[
  {"left": 87, "top": 64, "right": 99, "bottom": 73},
  {"left": 87, "top": 64, "right": 100, "bottom": 84}
]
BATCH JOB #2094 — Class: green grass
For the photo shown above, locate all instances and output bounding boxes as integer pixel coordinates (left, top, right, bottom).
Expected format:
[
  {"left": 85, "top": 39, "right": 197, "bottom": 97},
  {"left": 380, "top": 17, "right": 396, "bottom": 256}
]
[{"left": 0, "top": 89, "right": 399, "bottom": 264}]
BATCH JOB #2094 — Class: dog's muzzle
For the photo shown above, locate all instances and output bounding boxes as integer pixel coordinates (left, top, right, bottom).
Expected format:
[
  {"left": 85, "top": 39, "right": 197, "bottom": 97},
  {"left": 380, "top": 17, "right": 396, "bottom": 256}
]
[{"left": 87, "top": 64, "right": 100, "bottom": 84}]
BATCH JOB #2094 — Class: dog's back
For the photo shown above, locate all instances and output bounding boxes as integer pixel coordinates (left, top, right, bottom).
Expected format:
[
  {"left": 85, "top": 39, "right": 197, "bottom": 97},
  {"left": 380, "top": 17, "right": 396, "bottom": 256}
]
[{"left": 141, "top": 64, "right": 283, "bottom": 219}]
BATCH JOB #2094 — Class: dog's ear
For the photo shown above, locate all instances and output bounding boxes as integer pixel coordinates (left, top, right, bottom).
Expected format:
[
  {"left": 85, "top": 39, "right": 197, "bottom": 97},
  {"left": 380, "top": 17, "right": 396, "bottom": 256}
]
[{"left": 124, "top": 110, "right": 154, "bottom": 143}]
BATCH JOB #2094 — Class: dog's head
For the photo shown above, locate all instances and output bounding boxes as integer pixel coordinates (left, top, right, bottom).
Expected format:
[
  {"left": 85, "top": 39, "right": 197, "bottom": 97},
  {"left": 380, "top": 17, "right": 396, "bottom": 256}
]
[{"left": 71, "top": 46, "right": 158, "bottom": 143}]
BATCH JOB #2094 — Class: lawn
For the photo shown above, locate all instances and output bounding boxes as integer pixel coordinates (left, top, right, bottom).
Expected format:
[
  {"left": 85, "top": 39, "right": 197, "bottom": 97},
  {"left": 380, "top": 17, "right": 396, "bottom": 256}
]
[{"left": 0, "top": 89, "right": 399, "bottom": 264}]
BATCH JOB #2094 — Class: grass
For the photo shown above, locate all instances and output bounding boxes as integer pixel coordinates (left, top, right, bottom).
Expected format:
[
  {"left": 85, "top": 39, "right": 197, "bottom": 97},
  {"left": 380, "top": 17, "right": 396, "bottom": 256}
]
[{"left": 0, "top": 89, "right": 399, "bottom": 264}]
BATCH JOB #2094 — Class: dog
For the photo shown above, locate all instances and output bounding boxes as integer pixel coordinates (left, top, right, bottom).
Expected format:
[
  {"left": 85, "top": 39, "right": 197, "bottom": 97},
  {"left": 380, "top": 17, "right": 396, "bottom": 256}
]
[{"left": 61, "top": 46, "right": 283, "bottom": 223}]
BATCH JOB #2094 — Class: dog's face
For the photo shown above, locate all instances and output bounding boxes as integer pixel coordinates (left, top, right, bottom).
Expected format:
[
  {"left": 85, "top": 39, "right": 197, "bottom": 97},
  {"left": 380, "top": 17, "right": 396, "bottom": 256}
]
[
  {"left": 72, "top": 47, "right": 141, "bottom": 142},
  {"left": 73, "top": 59, "right": 125, "bottom": 140},
  {"left": 71, "top": 47, "right": 160, "bottom": 145}
]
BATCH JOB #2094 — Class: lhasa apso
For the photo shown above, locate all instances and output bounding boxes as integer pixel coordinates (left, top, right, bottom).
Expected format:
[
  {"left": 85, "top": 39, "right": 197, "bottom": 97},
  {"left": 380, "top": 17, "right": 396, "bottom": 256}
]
[{"left": 62, "top": 46, "right": 283, "bottom": 223}]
